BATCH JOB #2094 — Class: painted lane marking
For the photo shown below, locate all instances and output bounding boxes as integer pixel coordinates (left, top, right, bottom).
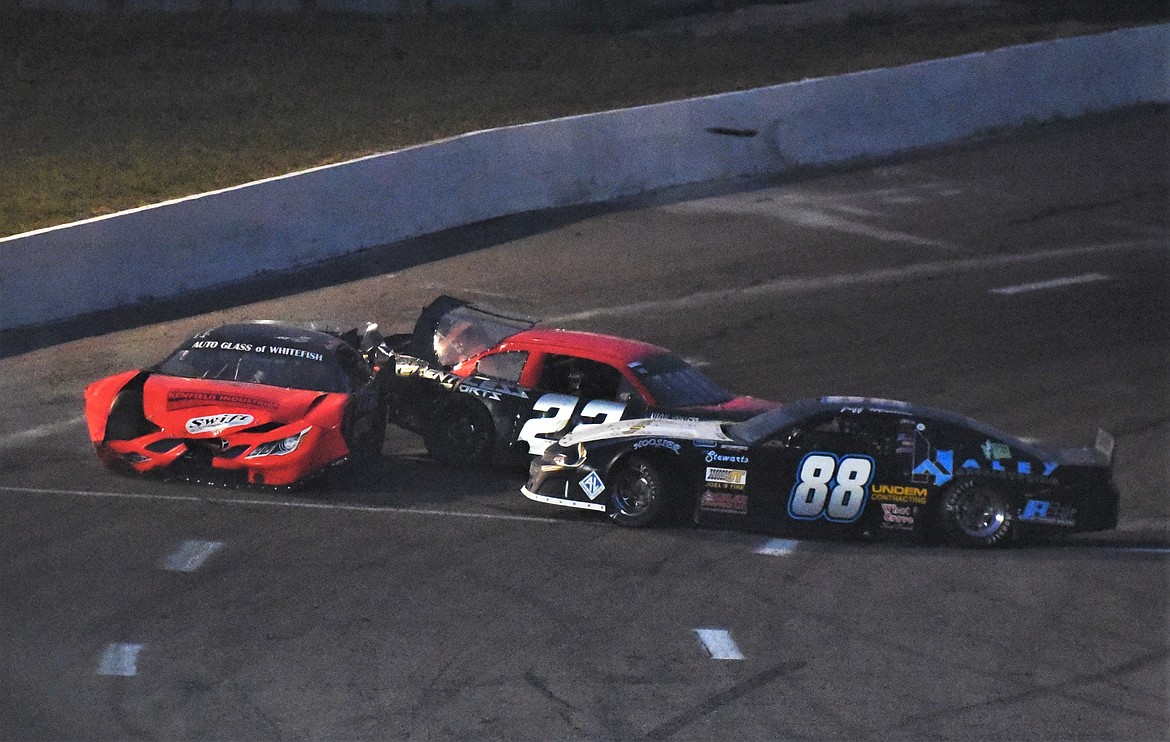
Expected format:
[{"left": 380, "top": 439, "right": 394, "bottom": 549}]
[
  {"left": 98, "top": 643, "right": 143, "bottom": 677},
  {"left": 755, "top": 538, "right": 801, "bottom": 556},
  {"left": 1109, "top": 546, "right": 1170, "bottom": 555},
  {"left": 0, "top": 485, "right": 568, "bottom": 524},
  {"left": 163, "top": 540, "right": 225, "bottom": 572},
  {"left": 695, "top": 629, "right": 745, "bottom": 661},
  {"left": 989, "top": 272, "right": 1110, "bottom": 295},
  {"left": 548, "top": 240, "right": 1157, "bottom": 323},
  {"left": 0, "top": 415, "right": 85, "bottom": 451}
]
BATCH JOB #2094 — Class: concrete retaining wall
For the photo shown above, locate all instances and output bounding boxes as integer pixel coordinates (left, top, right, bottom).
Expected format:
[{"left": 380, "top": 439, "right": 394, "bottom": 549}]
[{"left": 2, "top": 24, "right": 1166, "bottom": 331}]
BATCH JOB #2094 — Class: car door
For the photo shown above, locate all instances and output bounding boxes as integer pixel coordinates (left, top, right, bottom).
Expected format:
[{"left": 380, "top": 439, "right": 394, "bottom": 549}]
[
  {"left": 513, "top": 352, "right": 639, "bottom": 456},
  {"left": 744, "top": 410, "right": 885, "bottom": 535}
]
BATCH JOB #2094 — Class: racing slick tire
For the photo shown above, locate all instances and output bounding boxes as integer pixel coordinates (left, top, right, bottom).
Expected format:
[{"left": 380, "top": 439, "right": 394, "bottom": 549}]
[
  {"left": 104, "top": 388, "right": 151, "bottom": 441},
  {"left": 608, "top": 455, "right": 670, "bottom": 528},
  {"left": 938, "top": 479, "right": 1016, "bottom": 548},
  {"left": 424, "top": 398, "right": 495, "bottom": 467},
  {"left": 352, "top": 403, "right": 387, "bottom": 463}
]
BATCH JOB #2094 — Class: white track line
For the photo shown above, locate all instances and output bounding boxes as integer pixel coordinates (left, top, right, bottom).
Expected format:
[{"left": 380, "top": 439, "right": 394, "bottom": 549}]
[
  {"left": 0, "top": 415, "right": 85, "bottom": 450},
  {"left": 97, "top": 643, "right": 143, "bottom": 677},
  {"left": 755, "top": 538, "right": 801, "bottom": 556},
  {"left": 162, "top": 540, "right": 225, "bottom": 572},
  {"left": 695, "top": 628, "right": 746, "bottom": 660},
  {"left": 548, "top": 240, "right": 1157, "bottom": 323},
  {"left": 989, "top": 272, "right": 1110, "bottom": 295},
  {"left": 0, "top": 485, "right": 567, "bottom": 524}
]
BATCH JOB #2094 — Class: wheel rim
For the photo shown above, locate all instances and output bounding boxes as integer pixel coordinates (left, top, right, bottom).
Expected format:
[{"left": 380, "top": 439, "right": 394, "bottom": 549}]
[
  {"left": 613, "top": 465, "right": 656, "bottom": 516},
  {"left": 445, "top": 413, "right": 484, "bottom": 450},
  {"left": 954, "top": 489, "right": 1007, "bottom": 539}
]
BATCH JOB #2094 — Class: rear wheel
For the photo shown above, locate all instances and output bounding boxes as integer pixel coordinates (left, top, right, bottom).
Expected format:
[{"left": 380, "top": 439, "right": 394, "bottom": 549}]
[
  {"left": 608, "top": 455, "right": 670, "bottom": 528},
  {"left": 424, "top": 399, "right": 495, "bottom": 467},
  {"left": 938, "top": 480, "right": 1016, "bottom": 547}
]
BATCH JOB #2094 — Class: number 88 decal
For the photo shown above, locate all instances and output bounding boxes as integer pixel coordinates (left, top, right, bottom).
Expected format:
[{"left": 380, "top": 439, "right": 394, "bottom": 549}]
[{"left": 788, "top": 452, "right": 874, "bottom": 523}]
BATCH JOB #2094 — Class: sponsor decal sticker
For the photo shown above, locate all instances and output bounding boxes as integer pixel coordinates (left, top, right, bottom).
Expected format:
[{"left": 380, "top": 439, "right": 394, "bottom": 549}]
[
  {"left": 700, "top": 490, "right": 748, "bottom": 514},
  {"left": 633, "top": 438, "right": 682, "bottom": 453},
  {"left": 912, "top": 448, "right": 954, "bottom": 487},
  {"left": 871, "top": 483, "right": 929, "bottom": 505},
  {"left": 189, "top": 340, "right": 323, "bottom": 362},
  {"left": 1020, "top": 499, "right": 1077, "bottom": 527},
  {"left": 706, "top": 450, "right": 749, "bottom": 464},
  {"left": 880, "top": 502, "right": 917, "bottom": 530},
  {"left": 167, "top": 390, "right": 279, "bottom": 411},
  {"left": 705, "top": 467, "right": 747, "bottom": 487},
  {"left": 185, "top": 413, "right": 255, "bottom": 435},
  {"left": 579, "top": 471, "right": 606, "bottom": 500},
  {"left": 981, "top": 439, "right": 1012, "bottom": 461}
]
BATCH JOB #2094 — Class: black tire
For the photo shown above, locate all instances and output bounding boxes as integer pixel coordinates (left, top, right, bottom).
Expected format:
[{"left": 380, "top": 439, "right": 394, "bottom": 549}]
[
  {"left": 352, "top": 403, "right": 387, "bottom": 463},
  {"left": 608, "top": 455, "right": 670, "bottom": 528},
  {"left": 104, "top": 389, "right": 149, "bottom": 441},
  {"left": 938, "top": 480, "right": 1016, "bottom": 548},
  {"left": 424, "top": 398, "right": 495, "bottom": 467}
]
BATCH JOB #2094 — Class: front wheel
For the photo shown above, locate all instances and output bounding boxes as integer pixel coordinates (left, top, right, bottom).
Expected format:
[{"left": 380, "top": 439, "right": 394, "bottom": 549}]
[
  {"left": 937, "top": 480, "right": 1016, "bottom": 547},
  {"left": 608, "top": 455, "right": 670, "bottom": 528},
  {"left": 424, "top": 399, "right": 495, "bottom": 467}
]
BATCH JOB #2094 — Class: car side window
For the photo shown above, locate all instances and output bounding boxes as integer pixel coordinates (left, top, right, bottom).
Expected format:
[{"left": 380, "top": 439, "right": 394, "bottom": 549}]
[
  {"left": 538, "top": 354, "right": 622, "bottom": 400},
  {"left": 476, "top": 351, "right": 528, "bottom": 383}
]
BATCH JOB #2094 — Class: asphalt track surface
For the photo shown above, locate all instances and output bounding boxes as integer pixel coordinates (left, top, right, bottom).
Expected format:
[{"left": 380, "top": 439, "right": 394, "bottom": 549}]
[{"left": 1, "top": 108, "right": 1167, "bottom": 740}]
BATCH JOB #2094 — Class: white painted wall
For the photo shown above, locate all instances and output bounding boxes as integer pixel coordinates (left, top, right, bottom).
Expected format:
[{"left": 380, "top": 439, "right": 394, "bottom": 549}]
[{"left": 1, "top": 25, "right": 1166, "bottom": 331}]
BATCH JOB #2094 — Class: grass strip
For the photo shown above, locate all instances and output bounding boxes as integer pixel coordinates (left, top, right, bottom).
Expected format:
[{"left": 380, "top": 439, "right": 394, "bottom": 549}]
[{"left": 0, "top": 4, "right": 1165, "bottom": 238}]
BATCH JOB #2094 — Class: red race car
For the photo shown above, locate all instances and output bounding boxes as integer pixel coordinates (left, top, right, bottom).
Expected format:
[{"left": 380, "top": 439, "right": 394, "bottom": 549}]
[
  {"left": 386, "top": 296, "right": 780, "bottom": 466},
  {"left": 85, "top": 321, "right": 389, "bottom": 487}
]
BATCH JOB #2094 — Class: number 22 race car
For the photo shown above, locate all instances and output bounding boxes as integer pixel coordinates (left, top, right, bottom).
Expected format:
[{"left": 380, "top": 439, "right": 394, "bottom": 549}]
[
  {"left": 523, "top": 396, "right": 1120, "bottom": 547},
  {"left": 384, "top": 296, "right": 780, "bottom": 467},
  {"left": 85, "top": 321, "right": 389, "bottom": 487}
]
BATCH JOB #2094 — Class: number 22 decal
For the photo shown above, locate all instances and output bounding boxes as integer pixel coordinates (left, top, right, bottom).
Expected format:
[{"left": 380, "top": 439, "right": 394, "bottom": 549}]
[
  {"left": 788, "top": 453, "right": 874, "bottom": 523},
  {"left": 517, "top": 394, "right": 627, "bottom": 456}
]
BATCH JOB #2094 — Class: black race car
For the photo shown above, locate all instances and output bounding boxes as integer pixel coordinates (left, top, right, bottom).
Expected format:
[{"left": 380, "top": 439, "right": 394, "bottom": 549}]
[
  {"left": 522, "top": 396, "right": 1120, "bottom": 547},
  {"left": 385, "top": 296, "right": 778, "bottom": 467}
]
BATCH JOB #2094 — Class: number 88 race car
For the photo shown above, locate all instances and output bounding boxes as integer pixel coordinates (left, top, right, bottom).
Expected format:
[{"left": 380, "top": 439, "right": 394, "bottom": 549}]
[{"left": 523, "top": 396, "right": 1120, "bottom": 547}]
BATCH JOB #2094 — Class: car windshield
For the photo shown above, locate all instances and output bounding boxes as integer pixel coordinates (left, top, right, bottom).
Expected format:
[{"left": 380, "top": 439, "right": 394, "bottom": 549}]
[
  {"left": 433, "top": 306, "right": 533, "bottom": 367},
  {"left": 724, "top": 400, "right": 827, "bottom": 444},
  {"left": 156, "top": 345, "right": 348, "bottom": 393},
  {"left": 629, "top": 353, "right": 734, "bottom": 408}
]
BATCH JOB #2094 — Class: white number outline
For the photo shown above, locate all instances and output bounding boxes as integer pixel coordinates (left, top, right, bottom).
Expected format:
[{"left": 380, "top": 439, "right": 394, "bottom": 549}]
[
  {"left": 517, "top": 394, "right": 626, "bottom": 456},
  {"left": 788, "top": 452, "right": 875, "bottom": 523}
]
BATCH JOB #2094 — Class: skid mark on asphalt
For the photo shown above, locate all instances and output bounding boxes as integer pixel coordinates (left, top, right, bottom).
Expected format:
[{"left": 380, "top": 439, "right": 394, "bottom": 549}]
[
  {"left": 549, "top": 239, "right": 1160, "bottom": 323},
  {"left": 644, "top": 660, "right": 807, "bottom": 740},
  {"left": 0, "top": 484, "right": 569, "bottom": 524}
]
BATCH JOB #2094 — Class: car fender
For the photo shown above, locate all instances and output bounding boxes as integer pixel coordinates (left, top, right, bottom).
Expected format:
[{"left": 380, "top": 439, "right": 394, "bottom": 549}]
[{"left": 84, "top": 369, "right": 147, "bottom": 444}]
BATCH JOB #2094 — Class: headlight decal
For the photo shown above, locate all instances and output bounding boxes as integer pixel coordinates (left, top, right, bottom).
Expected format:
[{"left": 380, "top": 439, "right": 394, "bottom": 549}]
[{"left": 245, "top": 427, "right": 311, "bottom": 459}]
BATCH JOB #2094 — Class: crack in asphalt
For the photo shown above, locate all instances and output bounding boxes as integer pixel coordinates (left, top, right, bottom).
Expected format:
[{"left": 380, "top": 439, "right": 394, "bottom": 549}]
[
  {"left": 878, "top": 646, "right": 1170, "bottom": 736},
  {"left": 643, "top": 660, "right": 807, "bottom": 740},
  {"left": 1009, "top": 187, "right": 1170, "bottom": 225}
]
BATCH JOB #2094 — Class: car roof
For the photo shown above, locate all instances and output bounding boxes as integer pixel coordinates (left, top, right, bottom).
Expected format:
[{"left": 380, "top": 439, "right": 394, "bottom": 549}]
[{"left": 503, "top": 328, "right": 671, "bottom": 365}]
